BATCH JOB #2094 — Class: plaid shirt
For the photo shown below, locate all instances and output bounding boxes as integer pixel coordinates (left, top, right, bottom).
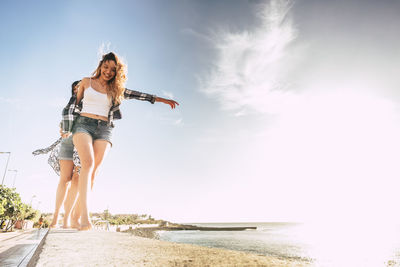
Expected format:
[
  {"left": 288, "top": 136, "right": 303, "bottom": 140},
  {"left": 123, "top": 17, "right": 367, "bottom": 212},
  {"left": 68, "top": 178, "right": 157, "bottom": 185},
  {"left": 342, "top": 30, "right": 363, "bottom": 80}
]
[
  {"left": 61, "top": 88, "right": 156, "bottom": 133},
  {"left": 32, "top": 137, "right": 62, "bottom": 155},
  {"left": 32, "top": 137, "right": 81, "bottom": 176}
]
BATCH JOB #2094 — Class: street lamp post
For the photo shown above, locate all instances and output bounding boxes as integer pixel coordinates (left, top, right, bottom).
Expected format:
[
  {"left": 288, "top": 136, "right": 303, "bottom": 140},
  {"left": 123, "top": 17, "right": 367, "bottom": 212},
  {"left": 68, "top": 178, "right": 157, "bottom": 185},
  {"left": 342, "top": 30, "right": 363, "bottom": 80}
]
[
  {"left": 8, "top": 169, "right": 18, "bottom": 188},
  {"left": 0, "top": 152, "right": 11, "bottom": 186}
]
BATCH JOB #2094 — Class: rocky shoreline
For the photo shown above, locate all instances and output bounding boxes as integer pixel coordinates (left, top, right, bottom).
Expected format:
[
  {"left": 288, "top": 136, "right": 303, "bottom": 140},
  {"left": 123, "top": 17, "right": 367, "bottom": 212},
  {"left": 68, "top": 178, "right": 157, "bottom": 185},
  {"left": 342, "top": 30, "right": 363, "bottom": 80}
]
[
  {"left": 155, "top": 224, "right": 257, "bottom": 231},
  {"left": 122, "top": 223, "right": 257, "bottom": 239},
  {"left": 123, "top": 227, "right": 161, "bottom": 239}
]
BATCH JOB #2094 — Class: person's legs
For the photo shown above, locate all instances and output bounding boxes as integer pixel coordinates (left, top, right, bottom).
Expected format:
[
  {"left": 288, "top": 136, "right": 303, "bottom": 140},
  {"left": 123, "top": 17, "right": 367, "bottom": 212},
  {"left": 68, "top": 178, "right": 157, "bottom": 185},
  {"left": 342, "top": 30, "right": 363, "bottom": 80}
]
[
  {"left": 70, "top": 197, "right": 80, "bottom": 228},
  {"left": 73, "top": 132, "right": 95, "bottom": 230},
  {"left": 91, "top": 140, "right": 112, "bottom": 189},
  {"left": 50, "top": 160, "right": 74, "bottom": 227},
  {"left": 70, "top": 140, "right": 110, "bottom": 228},
  {"left": 62, "top": 168, "right": 79, "bottom": 228}
]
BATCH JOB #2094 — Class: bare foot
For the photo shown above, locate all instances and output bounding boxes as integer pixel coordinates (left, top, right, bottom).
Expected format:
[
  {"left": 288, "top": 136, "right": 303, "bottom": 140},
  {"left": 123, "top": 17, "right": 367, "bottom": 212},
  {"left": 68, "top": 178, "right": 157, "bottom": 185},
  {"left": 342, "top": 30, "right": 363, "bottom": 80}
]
[
  {"left": 49, "top": 218, "right": 58, "bottom": 228},
  {"left": 71, "top": 222, "right": 80, "bottom": 229},
  {"left": 79, "top": 224, "right": 93, "bottom": 231},
  {"left": 70, "top": 217, "right": 80, "bottom": 229},
  {"left": 62, "top": 217, "right": 71, "bottom": 228}
]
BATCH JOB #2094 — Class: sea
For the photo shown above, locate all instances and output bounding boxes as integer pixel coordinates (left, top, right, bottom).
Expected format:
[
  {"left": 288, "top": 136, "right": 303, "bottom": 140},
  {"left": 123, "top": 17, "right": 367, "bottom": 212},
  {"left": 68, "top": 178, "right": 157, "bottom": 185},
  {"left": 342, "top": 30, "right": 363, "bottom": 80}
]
[{"left": 158, "top": 222, "right": 400, "bottom": 266}]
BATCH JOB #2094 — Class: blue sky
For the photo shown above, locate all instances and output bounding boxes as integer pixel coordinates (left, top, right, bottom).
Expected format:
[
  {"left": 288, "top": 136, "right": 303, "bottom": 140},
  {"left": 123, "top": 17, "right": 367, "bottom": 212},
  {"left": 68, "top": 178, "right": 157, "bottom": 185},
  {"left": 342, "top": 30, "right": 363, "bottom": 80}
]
[{"left": 1, "top": 0, "right": 400, "bottom": 223}]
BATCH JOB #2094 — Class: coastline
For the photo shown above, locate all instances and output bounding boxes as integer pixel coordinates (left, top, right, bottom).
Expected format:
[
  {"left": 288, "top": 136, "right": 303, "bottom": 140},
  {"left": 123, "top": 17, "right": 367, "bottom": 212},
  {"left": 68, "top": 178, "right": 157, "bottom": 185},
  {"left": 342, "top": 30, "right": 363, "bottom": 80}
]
[
  {"left": 33, "top": 229, "right": 310, "bottom": 266},
  {"left": 120, "top": 223, "right": 257, "bottom": 239}
]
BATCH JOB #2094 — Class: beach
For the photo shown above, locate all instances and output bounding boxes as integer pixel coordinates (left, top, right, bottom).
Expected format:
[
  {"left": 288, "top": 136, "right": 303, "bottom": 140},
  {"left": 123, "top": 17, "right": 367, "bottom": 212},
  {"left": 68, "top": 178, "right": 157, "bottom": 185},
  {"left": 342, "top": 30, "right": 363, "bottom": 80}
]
[{"left": 32, "top": 229, "right": 309, "bottom": 266}]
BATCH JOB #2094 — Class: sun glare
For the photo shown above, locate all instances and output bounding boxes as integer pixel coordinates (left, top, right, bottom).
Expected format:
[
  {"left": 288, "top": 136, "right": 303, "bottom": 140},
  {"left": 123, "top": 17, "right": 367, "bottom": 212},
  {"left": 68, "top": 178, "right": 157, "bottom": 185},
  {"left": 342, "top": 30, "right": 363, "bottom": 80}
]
[{"left": 257, "top": 88, "right": 400, "bottom": 223}]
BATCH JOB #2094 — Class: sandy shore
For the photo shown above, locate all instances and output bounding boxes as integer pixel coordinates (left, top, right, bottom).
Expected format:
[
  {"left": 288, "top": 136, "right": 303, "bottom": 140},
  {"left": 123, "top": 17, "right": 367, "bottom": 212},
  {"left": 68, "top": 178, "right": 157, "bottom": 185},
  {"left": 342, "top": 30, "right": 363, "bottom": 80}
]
[{"left": 33, "top": 229, "right": 309, "bottom": 266}]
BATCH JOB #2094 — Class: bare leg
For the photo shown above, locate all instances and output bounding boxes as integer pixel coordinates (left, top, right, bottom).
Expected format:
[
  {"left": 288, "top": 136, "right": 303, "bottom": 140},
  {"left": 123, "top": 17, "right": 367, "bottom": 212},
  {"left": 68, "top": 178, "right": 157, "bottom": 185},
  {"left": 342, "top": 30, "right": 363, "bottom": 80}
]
[
  {"left": 75, "top": 145, "right": 107, "bottom": 223},
  {"left": 71, "top": 196, "right": 81, "bottom": 229},
  {"left": 50, "top": 160, "right": 74, "bottom": 228},
  {"left": 91, "top": 140, "right": 111, "bottom": 189},
  {"left": 73, "top": 133, "right": 95, "bottom": 230},
  {"left": 62, "top": 170, "right": 79, "bottom": 228}
]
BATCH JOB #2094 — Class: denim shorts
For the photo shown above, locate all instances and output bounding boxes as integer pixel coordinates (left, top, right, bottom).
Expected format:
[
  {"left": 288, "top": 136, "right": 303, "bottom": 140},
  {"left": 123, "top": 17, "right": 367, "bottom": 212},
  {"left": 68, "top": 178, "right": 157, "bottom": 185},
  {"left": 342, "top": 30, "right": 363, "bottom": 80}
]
[
  {"left": 72, "top": 116, "right": 113, "bottom": 145},
  {"left": 59, "top": 136, "right": 74, "bottom": 160}
]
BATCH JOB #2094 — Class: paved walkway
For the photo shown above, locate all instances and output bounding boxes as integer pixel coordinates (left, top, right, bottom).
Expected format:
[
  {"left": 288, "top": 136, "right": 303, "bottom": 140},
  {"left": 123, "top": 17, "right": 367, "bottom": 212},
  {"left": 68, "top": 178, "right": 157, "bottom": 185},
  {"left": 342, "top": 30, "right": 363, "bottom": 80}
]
[
  {"left": 0, "top": 228, "right": 48, "bottom": 267},
  {"left": 33, "top": 229, "right": 304, "bottom": 266}
]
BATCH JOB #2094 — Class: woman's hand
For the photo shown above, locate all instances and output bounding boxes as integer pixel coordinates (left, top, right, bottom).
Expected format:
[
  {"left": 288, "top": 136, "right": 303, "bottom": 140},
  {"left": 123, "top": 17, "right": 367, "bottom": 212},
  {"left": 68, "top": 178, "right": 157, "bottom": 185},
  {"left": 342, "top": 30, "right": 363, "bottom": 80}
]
[
  {"left": 60, "top": 128, "right": 71, "bottom": 138},
  {"left": 155, "top": 97, "right": 179, "bottom": 109},
  {"left": 61, "top": 132, "right": 71, "bottom": 139}
]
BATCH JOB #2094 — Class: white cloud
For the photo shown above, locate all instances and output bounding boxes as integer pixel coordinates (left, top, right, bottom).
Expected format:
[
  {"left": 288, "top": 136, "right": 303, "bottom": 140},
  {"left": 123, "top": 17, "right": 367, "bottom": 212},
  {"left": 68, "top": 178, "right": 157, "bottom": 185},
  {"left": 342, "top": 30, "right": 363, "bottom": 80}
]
[
  {"left": 96, "top": 43, "right": 128, "bottom": 74},
  {"left": 48, "top": 97, "right": 69, "bottom": 109},
  {"left": 0, "top": 96, "right": 68, "bottom": 110},
  {"left": 181, "top": 28, "right": 214, "bottom": 45},
  {"left": 0, "top": 96, "right": 21, "bottom": 105},
  {"left": 173, "top": 118, "right": 184, "bottom": 126},
  {"left": 162, "top": 90, "right": 175, "bottom": 99},
  {"left": 153, "top": 114, "right": 183, "bottom": 127},
  {"left": 200, "top": 0, "right": 298, "bottom": 115},
  {"left": 97, "top": 42, "right": 112, "bottom": 59},
  {"left": 0, "top": 96, "right": 32, "bottom": 111}
]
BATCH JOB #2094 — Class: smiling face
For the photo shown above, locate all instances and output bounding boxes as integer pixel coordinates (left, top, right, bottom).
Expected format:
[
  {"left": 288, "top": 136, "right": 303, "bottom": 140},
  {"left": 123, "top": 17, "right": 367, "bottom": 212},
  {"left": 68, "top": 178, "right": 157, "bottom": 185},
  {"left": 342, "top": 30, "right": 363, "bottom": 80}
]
[
  {"left": 91, "top": 52, "right": 127, "bottom": 105},
  {"left": 100, "top": 60, "right": 117, "bottom": 82}
]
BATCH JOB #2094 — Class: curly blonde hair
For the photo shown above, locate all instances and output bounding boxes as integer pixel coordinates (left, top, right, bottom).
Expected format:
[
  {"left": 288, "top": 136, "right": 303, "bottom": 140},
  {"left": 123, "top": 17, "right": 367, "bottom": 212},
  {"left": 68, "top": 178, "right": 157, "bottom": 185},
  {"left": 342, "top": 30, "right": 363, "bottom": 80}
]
[{"left": 92, "top": 52, "right": 127, "bottom": 105}]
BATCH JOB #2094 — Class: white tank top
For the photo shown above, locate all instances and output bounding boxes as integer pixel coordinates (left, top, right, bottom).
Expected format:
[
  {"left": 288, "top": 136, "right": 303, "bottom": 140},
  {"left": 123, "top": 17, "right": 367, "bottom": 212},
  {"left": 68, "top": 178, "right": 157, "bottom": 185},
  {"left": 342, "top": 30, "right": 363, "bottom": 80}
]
[{"left": 81, "top": 78, "right": 112, "bottom": 117}]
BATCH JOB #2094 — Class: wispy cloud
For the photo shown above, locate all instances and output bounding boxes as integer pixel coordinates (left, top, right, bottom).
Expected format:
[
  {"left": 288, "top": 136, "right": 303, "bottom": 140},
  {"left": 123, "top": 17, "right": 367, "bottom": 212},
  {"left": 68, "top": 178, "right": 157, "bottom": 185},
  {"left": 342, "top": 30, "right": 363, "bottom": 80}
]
[
  {"left": 146, "top": 110, "right": 184, "bottom": 127},
  {"left": 173, "top": 118, "right": 184, "bottom": 126},
  {"left": 157, "top": 116, "right": 184, "bottom": 127},
  {"left": 162, "top": 90, "right": 175, "bottom": 100},
  {"left": 97, "top": 42, "right": 112, "bottom": 59},
  {"left": 0, "top": 96, "right": 68, "bottom": 111},
  {"left": 96, "top": 42, "right": 128, "bottom": 72},
  {"left": 0, "top": 96, "right": 21, "bottom": 105},
  {"left": 48, "top": 97, "right": 69, "bottom": 109},
  {"left": 181, "top": 28, "right": 214, "bottom": 45},
  {"left": 0, "top": 96, "right": 31, "bottom": 111},
  {"left": 200, "top": 0, "right": 298, "bottom": 115}
]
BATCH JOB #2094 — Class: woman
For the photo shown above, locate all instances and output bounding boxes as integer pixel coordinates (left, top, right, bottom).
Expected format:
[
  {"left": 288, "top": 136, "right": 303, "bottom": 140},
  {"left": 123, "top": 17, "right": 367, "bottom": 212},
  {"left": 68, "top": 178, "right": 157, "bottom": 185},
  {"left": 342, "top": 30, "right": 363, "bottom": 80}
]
[
  {"left": 64, "top": 52, "right": 178, "bottom": 230},
  {"left": 33, "top": 81, "right": 82, "bottom": 228},
  {"left": 49, "top": 137, "right": 79, "bottom": 228}
]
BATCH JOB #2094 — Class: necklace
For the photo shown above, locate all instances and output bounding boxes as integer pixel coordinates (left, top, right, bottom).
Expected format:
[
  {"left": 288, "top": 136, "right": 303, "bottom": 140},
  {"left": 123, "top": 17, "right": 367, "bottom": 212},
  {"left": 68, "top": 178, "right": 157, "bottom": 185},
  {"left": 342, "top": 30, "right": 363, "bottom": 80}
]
[
  {"left": 98, "top": 79, "right": 107, "bottom": 87},
  {"left": 95, "top": 79, "right": 108, "bottom": 91}
]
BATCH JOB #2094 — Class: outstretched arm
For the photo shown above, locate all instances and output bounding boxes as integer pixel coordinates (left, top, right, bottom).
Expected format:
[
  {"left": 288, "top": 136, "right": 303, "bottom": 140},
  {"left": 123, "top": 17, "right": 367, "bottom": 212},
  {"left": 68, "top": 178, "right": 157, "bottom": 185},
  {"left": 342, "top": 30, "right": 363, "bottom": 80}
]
[
  {"left": 124, "top": 88, "right": 179, "bottom": 108},
  {"left": 124, "top": 88, "right": 157, "bottom": 103},
  {"left": 154, "top": 96, "right": 179, "bottom": 109}
]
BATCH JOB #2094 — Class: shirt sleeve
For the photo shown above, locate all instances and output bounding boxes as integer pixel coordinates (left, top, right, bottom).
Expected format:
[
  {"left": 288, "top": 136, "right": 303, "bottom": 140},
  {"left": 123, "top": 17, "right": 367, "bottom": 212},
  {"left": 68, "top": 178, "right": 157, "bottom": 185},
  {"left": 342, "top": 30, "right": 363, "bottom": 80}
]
[
  {"left": 61, "top": 94, "right": 77, "bottom": 133},
  {"left": 124, "top": 88, "right": 156, "bottom": 104},
  {"left": 32, "top": 138, "right": 62, "bottom": 155}
]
